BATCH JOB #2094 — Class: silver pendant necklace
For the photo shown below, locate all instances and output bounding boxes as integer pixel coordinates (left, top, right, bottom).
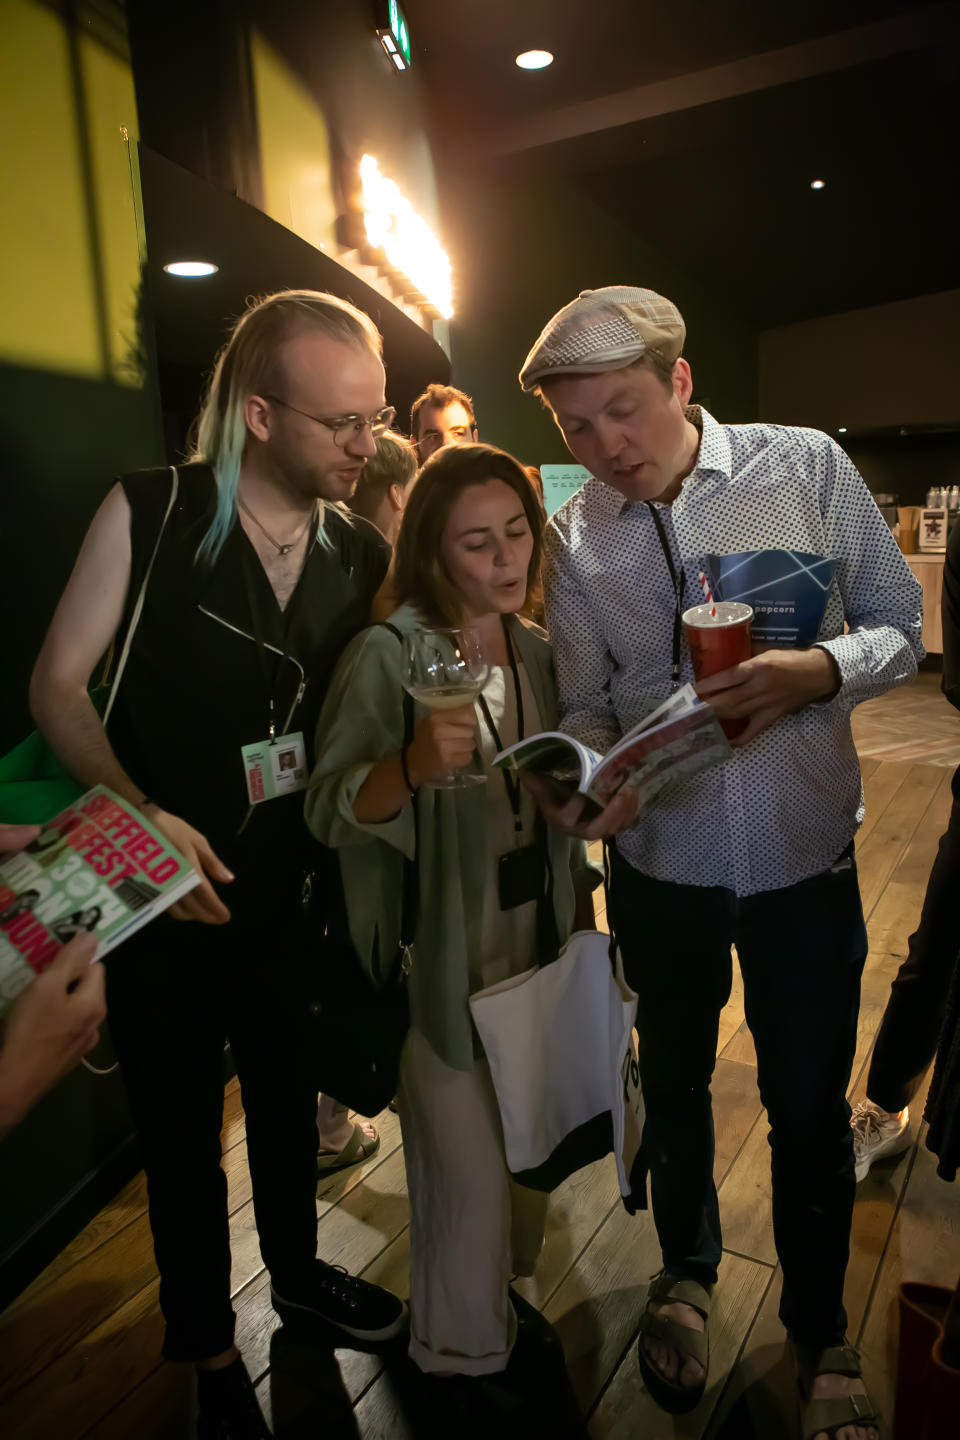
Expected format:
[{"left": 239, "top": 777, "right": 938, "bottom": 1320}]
[{"left": 238, "top": 497, "right": 315, "bottom": 555}]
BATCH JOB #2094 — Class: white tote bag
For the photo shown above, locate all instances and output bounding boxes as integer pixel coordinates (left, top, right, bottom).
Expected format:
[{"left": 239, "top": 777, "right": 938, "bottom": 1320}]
[{"left": 469, "top": 928, "right": 646, "bottom": 1207}]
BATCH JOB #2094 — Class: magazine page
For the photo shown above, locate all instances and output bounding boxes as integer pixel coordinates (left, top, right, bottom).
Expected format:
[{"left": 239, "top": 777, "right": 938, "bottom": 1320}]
[
  {"left": 588, "top": 703, "right": 731, "bottom": 808},
  {"left": 611, "top": 684, "right": 701, "bottom": 751},
  {"left": 493, "top": 732, "right": 601, "bottom": 788},
  {"left": 704, "top": 549, "right": 837, "bottom": 647},
  {"left": 493, "top": 686, "right": 724, "bottom": 816},
  {"left": 0, "top": 787, "right": 199, "bottom": 1016}
]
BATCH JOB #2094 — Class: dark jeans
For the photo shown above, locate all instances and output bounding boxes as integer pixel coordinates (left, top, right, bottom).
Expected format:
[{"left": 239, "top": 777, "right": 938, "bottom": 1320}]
[
  {"left": 609, "top": 843, "right": 868, "bottom": 1346},
  {"left": 867, "top": 763, "right": 960, "bottom": 1113},
  {"left": 105, "top": 891, "right": 321, "bottom": 1362}
]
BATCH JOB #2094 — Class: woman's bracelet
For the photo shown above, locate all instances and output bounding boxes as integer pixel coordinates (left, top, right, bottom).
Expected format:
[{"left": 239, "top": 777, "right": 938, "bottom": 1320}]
[{"left": 400, "top": 745, "right": 418, "bottom": 797}]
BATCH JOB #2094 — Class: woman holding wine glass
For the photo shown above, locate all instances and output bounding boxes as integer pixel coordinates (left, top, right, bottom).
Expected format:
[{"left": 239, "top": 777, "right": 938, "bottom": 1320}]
[{"left": 305, "top": 443, "right": 597, "bottom": 1417}]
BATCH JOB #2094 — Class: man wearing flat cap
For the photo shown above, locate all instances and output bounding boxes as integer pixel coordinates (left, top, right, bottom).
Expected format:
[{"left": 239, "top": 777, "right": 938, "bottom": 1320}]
[{"left": 519, "top": 285, "right": 921, "bottom": 1440}]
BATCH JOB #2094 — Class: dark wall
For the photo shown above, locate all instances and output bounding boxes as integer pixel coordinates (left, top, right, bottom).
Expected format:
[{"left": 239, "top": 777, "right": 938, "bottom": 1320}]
[
  {"left": 441, "top": 168, "right": 759, "bottom": 465},
  {"left": 127, "top": 0, "right": 440, "bottom": 224},
  {"left": 126, "top": 0, "right": 264, "bottom": 204},
  {"left": 759, "top": 289, "right": 960, "bottom": 433},
  {"left": 843, "top": 433, "right": 960, "bottom": 508},
  {"left": 1, "top": 362, "right": 163, "bottom": 756}
]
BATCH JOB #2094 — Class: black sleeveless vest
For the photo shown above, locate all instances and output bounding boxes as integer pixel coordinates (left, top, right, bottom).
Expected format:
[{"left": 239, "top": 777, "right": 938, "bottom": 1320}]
[{"left": 107, "top": 465, "right": 389, "bottom": 882}]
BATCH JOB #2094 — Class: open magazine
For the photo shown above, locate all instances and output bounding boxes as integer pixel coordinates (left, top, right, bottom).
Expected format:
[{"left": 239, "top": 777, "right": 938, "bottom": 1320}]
[
  {"left": 0, "top": 787, "right": 199, "bottom": 1017},
  {"left": 494, "top": 684, "right": 731, "bottom": 816}
]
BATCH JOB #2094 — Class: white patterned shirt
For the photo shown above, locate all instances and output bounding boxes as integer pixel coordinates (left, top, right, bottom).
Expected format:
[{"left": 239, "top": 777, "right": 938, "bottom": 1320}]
[{"left": 543, "top": 407, "right": 924, "bottom": 896}]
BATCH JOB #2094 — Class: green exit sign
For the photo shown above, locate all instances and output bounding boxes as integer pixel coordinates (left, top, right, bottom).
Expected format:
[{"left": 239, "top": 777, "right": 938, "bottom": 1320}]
[{"left": 377, "top": 1, "right": 411, "bottom": 71}]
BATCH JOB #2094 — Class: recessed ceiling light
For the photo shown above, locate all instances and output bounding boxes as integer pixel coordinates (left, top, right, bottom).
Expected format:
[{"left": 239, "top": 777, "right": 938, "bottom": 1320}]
[
  {"left": 163, "top": 260, "right": 219, "bottom": 277},
  {"left": 516, "top": 49, "right": 553, "bottom": 69},
  {"left": 810, "top": 179, "right": 826, "bottom": 191},
  {"left": 838, "top": 426, "right": 847, "bottom": 433}
]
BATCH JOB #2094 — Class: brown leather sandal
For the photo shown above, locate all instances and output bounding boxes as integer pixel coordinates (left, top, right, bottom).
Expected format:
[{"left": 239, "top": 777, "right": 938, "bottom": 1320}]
[
  {"left": 636, "top": 1269, "right": 712, "bottom": 1414},
  {"left": 797, "top": 1343, "right": 880, "bottom": 1440}
]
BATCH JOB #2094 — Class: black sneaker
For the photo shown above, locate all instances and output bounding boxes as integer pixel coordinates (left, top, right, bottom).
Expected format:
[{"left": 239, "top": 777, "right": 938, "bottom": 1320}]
[
  {"left": 196, "top": 1357, "right": 272, "bottom": 1439},
  {"left": 270, "top": 1260, "right": 408, "bottom": 1344}
]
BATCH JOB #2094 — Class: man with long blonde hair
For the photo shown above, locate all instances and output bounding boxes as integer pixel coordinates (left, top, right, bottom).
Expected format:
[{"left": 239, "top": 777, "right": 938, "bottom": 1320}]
[{"left": 31, "top": 290, "right": 404, "bottom": 1438}]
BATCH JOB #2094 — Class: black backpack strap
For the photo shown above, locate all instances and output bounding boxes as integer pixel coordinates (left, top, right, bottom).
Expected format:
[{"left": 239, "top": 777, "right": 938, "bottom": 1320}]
[{"left": 379, "top": 623, "right": 418, "bottom": 953}]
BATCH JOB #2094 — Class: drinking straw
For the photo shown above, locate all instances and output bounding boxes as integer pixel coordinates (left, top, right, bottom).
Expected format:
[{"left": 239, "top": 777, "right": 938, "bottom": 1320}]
[{"left": 698, "top": 570, "right": 717, "bottom": 618}]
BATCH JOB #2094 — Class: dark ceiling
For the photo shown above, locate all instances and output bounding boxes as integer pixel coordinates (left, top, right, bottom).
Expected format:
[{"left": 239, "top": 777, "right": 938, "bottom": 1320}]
[{"left": 404, "top": 0, "right": 960, "bottom": 328}]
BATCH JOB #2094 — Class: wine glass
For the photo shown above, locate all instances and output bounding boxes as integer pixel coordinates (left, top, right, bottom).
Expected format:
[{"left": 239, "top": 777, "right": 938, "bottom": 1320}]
[{"left": 402, "top": 626, "right": 490, "bottom": 789}]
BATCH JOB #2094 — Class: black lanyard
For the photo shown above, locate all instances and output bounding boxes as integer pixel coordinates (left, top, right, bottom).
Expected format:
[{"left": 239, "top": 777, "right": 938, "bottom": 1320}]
[
  {"left": 477, "top": 619, "right": 525, "bottom": 835},
  {"left": 239, "top": 531, "right": 312, "bottom": 739},
  {"left": 645, "top": 502, "right": 685, "bottom": 692},
  {"left": 476, "top": 622, "right": 558, "bottom": 962}
]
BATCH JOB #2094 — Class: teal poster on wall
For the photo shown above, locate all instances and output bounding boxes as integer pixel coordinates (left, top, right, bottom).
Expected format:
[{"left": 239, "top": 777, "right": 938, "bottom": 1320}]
[{"left": 540, "top": 464, "right": 593, "bottom": 517}]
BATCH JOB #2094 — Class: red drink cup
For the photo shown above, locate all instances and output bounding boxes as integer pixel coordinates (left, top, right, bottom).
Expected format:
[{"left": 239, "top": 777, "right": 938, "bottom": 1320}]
[{"left": 682, "top": 601, "right": 754, "bottom": 739}]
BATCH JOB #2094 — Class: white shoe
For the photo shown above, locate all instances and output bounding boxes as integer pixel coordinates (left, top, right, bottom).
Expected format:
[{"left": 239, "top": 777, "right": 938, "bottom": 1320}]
[{"left": 851, "top": 1099, "right": 913, "bottom": 1181}]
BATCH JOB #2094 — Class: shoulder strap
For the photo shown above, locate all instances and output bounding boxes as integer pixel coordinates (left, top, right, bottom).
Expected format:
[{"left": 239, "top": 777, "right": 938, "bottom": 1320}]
[
  {"left": 378, "top": 621, "right": 415, "bottom": 745},
  {"left": 103, "top": 466, "right": 179, "bottom": 729},
  {"left": 603, "top": 840, "right": 622, "bottom": 974},
  {"left": 378, "top": 622, "right": 418, "bottom": 951}
]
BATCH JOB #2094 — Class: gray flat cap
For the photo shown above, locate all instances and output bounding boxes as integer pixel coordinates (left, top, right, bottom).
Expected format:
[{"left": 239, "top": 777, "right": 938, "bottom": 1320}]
[{"left": 519, "top": 285, "right": 685, "bottom": 391}]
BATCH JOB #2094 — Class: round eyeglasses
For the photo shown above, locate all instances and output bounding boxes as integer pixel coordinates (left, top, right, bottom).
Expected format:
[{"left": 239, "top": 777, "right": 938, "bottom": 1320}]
[{"left": 264, "top": 395, "right": 397, "bottom": 446}]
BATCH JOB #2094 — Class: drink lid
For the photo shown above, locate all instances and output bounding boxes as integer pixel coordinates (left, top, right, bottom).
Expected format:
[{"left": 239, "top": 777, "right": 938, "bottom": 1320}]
[{"left": 681, "top": 601, "right": 753, "bottom": 628}]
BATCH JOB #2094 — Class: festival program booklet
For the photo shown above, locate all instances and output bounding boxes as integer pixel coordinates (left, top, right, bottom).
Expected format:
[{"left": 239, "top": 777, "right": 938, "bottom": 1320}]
[
  {"left": 493, "top": 684, "right": 731, "bottom": 817},
  {"left": 0, "top": 787, "right": 200, "bottom": 1016}
]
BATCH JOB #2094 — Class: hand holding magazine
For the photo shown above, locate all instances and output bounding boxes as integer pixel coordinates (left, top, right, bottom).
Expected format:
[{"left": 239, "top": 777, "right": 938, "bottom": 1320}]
[
  {"left": 494, "top": 683, "right": 731, "bottom": 817},
  {"left": 0, "top": 787, "right": 200, "bottom": 1018}
]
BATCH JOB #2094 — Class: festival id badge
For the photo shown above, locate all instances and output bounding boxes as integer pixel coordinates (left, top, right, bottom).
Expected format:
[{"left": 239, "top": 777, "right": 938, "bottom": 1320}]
[{"left": 240, "top": 732, "right": 308, "bottom": 805}]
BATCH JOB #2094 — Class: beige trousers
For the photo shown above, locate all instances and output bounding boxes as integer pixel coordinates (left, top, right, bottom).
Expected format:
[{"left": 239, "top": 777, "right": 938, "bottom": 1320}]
[{"left": 399, "top": 1026, "right": 548, "bottom": 1375}]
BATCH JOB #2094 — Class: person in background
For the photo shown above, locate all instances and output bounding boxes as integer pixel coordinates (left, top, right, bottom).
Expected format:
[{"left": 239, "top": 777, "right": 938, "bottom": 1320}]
[
  {"left": 0, "top": 822, "right": 106, "bottom": 1137},
  {"left": 851, "top": 511, "right": 960, "bottom": 1179},
  {"left": 345, "top": 429, "right": 418, "bottom": 546},
  {"left": 410, "top": 382, "right": 479, "bottom": 462},
  {"left": 518, "top": 285, "right": 922, "bottom": 1440},
  {"left": 305, "top": 444, "right": 597, "bottom": 1430},
  {"left": 362, "top": 431, "right": 420, "bottom": 628},
  {"left": 28, "top": 291, "right": 405, "bottom": 1440}
]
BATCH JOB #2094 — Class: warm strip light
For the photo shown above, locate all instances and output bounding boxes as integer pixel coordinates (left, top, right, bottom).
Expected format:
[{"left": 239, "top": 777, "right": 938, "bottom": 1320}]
[
  {"left": 359, "top": 154, "right": 453, "bottom": 318},
  {"left": 516, "top": 49, "right": 553, "bottom": 69},
  {"left": 163, "top": 260, "right": 219, "bottom": 277}
]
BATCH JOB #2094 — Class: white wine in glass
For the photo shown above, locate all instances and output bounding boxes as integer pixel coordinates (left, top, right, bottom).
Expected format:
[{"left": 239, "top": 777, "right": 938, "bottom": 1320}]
[{"left": 403, "top": 626, "right": 490, "bottom": 789}]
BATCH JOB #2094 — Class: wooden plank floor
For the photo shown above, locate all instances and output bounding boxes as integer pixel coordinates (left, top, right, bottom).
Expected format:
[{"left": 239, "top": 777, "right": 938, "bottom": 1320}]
[{"left": 4, "top": 678, "right": 960, "bottom": 1438}]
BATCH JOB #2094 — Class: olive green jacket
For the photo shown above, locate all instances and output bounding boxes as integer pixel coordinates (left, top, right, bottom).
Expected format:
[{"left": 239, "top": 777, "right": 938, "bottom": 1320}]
[{"left": 305, "top": 603, "right": 596, "bottom": 1070}]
